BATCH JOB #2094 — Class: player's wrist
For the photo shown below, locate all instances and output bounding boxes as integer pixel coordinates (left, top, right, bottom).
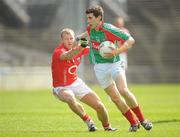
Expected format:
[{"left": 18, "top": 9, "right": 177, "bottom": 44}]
[
  {"left": 113, "top": 50, "right": 117, "bottom": 57},
  {"left": 115, "top": 47, "right": 124, "bottom": 55}
]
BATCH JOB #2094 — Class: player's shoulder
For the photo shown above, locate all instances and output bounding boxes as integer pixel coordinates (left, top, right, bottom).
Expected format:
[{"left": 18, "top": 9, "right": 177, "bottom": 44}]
[
  {"left": 103, "top": 22, "right": 118, "bottom": 31},
  {"left": 54, "top": 43, "right": 64, "bottom": 51},
  {"left": 52, "top": 44, "right": 65, "bottom": 56}
]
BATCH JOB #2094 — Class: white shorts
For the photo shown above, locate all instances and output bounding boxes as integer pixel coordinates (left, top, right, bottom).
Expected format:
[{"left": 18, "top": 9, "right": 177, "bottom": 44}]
[
  {"left": 53, "top": 78, "right": 92, "bottom": 99},
  {"left": 94, "top": 61, "right": 125, "bottom": 89},
  {"left": 119, "top": 53, "right": 128, "bottom": 69}
]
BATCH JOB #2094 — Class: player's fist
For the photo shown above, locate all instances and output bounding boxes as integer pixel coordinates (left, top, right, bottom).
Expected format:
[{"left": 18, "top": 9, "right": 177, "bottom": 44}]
[{"left": 80, "top": 38, "right": 88, "bottom": 48}]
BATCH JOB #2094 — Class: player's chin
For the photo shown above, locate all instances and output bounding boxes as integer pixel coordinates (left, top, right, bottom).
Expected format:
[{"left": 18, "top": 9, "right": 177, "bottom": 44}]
[
  {"left": 66, "top": 45, "right": 73, "bottom": 49},
  {"left": 68, "top": 44, "right": 73, "bottom": 47},
  {"left": 90, "top": 24, "right": 95, "bottom": 28}
]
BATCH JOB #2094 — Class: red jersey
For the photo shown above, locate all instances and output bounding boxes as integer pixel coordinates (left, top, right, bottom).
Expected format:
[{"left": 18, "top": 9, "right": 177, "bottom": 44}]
[{"left": 51, "top": 43, "right": 89, "bottom": 87}]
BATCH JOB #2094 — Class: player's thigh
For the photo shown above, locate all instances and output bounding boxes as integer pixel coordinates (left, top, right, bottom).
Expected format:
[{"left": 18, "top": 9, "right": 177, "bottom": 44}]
[
  {"left": 104, "top": 83, "right": 121, "bottom": 100},
  {"left": 80, "top": 91, "right": 104, "bottom": 109},
  {"left": 114, "top": 72, "right": 129, "bottom": 94},
  {"left": 111, "top": 62, "right": 128, "bottom": 90},
  {"left": 53, "top": 87, "right": 75, "bottom": 103}
]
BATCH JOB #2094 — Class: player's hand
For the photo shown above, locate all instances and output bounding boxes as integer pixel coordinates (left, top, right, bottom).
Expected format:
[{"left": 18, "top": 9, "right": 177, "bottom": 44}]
[
  {"left": 103, "top": 47, "right": 117, "bottom": 58},
  {"left": 80, "top": 38, "right": 88, "bottom": 48}
]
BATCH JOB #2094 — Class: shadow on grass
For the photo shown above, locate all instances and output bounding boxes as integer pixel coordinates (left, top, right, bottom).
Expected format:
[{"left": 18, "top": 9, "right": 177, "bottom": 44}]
[{"left": 153, "top": 119, "right": 180, "bottom": 124}]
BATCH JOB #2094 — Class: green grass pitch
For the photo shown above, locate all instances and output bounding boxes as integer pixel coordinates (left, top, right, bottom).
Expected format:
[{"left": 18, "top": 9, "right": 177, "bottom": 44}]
[{"left": 0, "top": 84, "right": 179, "bottom": 137}]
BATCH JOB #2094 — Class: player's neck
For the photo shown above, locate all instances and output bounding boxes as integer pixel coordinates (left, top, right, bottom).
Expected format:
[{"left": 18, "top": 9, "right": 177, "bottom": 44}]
[{"left": 94, "top": 21, "right": 103, "bottom": 30}]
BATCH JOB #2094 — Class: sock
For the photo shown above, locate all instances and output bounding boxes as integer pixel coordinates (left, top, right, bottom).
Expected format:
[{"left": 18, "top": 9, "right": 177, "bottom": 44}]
[
  {"left": 82, "top": 114, "right": 91, "bottom": 121},
  {"left": 82, "top": 114, "right": 95, "bottom": 129},
  {"left": 123, "top": 109, "right": 137, "bottom": 125},
  {"left": 131, "top": 106, "right": 145, "bottom": 122},
  {"left": 102, "top": 123, "right": 110, "bottom": 129}
]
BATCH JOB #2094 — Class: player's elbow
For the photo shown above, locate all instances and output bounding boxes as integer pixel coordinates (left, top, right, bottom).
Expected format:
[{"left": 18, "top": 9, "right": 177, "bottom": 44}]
[
  {"left": 129, "top": 36, "right": 135, "bottom": 46},
  {"left": 60, "top": 54, "right": 72, "bottom": 61},
  {"left": 124, "top": 37, "right": 135, "bottom": 49}
]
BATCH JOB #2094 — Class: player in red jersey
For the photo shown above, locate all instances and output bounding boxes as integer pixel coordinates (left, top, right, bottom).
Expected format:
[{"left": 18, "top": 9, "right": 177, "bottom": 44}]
[{"left": 51, "top": 28, "right": 116, "bottom": 132}]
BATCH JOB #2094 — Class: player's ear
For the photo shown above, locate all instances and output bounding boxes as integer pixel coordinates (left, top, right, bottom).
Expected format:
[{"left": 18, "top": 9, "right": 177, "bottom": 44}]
[{"left": 97, "top": 15, "right": 102, "bottom": 21}]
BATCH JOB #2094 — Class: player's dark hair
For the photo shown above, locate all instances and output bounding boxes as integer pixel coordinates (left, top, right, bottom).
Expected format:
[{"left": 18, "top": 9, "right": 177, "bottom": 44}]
[{"left": 86, "top": 5, "right": 104, "bottom": 21}]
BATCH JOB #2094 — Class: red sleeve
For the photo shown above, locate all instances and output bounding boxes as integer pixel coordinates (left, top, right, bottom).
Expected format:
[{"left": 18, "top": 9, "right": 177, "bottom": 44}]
[
  {"left": 82, "top": 47, "right": 90, "bottom": 55},
  {"left": 101, "top": 28, "right": 126, "bottom": 44},
  {"left": 53, "top": 45, "right": 64, "bottom": 60}
]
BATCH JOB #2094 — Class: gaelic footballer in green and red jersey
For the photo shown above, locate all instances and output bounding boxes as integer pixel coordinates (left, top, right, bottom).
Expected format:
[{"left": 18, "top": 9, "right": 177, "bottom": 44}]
[{"left": 86, "top": 22, "right": 130, "bottom": 64}]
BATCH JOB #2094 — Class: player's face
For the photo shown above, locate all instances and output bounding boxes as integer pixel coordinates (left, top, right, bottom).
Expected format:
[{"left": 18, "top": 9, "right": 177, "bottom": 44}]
[
  {"left": 62, "top": 33, "right": 74, "bottom": 49},
  {"left": 86, "top": 13, "right": 101, "bottom": 29}
]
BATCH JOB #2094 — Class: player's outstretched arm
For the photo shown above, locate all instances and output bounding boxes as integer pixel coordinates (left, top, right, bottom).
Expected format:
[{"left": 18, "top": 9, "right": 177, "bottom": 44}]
[
  {"left": 60, "top": 38, "right": 88, "bottom": 60},
  {"left": 76, "top": 31, "right": 89, "bottom": 41}
]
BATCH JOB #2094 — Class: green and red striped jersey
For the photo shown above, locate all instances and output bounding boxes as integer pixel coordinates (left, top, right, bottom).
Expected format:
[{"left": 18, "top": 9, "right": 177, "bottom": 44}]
[{"left": 86, "top": 22, "right": 130, "bottom": 64}]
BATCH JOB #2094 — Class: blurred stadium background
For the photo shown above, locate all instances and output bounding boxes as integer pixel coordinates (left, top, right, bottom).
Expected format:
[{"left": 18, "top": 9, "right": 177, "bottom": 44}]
[{"left": 0, "top": 0, "right": 179, "bottom": 90}]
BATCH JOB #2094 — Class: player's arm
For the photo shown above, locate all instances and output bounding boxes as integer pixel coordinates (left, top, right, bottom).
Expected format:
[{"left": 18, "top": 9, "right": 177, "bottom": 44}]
[
  {"left": 113, "top": 27, "right": 135, "bottom": 55},
  {"left": 60, "top": 45, "right": 83, "bottom": 60},
  {"left": 114, "top": 36, "right": 135, "bottom": 55},
  {"left": 103, "top": 36, "right": 135, "bottom": 58},
  {"left": 60, "top": 38, "right": 88, "bottom": 60},
  {"left": 76, "top": 31, "right": 89, "bottom": 41}
]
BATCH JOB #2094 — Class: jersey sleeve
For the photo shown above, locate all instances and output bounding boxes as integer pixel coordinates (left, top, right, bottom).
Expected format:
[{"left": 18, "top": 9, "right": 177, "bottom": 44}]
[
  {"left": 82, "top": 47, "right": 90, "bottom": 55},
  {"left": 103, "top": 23, "right": 130, "bottom": 43},
  {"left": 54, "top": 48, "right": 64, "bottom": 60}
]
